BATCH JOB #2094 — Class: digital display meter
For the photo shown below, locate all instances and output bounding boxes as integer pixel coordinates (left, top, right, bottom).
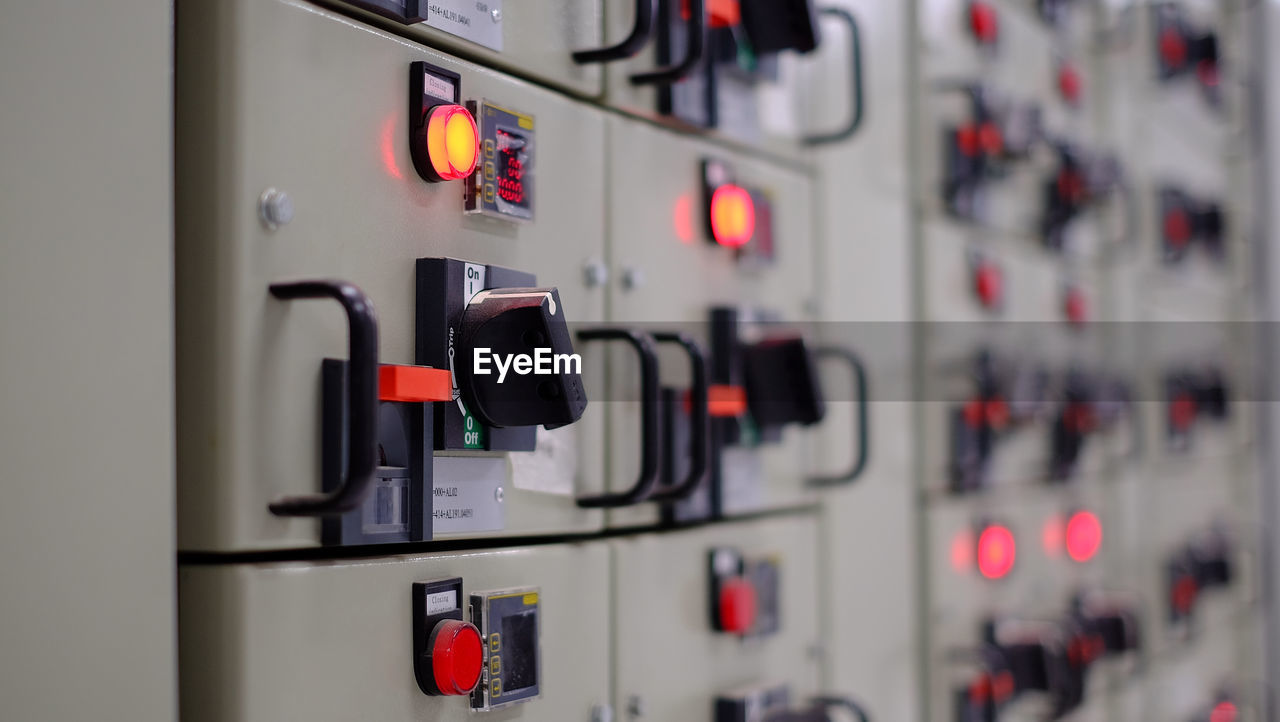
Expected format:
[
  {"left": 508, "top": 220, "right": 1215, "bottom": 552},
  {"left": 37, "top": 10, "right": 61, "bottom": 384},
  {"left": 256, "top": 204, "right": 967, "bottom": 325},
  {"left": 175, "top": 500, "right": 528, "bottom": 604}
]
[{"left": 467, "top": 101, "right": 535, "bottom": 221}]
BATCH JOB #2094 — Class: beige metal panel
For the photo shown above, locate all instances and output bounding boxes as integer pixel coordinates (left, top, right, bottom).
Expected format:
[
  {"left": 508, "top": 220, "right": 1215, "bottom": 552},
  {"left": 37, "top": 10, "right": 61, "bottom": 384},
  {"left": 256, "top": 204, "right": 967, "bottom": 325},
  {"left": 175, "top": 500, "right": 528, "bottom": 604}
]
[
  {"left": 318, "top": 0, "right": 605, "bottom": 97},
  {"left": 179, "top": 542, "right": 611, "bottom": 721},
  {"left": 611, "top": 514, "right": 825, "bottom": 720},
  {"left": 602, "top": 115, "right": 819, "bottom": 527},
  {"left": 176, "top": 0, "right": 610, "bottom": 551},
  {"left": 0, "top": 1, "right": 176, "bottom": 720}
]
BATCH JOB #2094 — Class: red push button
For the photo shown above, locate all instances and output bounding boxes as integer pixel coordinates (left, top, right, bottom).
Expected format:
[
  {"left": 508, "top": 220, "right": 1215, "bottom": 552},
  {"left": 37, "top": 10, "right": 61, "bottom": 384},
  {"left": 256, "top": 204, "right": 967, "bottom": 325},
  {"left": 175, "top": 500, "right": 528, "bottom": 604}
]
[
  {"left": 974, "top": 262, "right": 1003, "bottom": 309},
  {"left": 429, "top": 619, "right": 484, "bottom": 695},
  {"left": 1164, "top": 208, "right": 1192, "bottom": 247},
  {"left": 718, "top": 578, "right": 758, "bottom": 634},
  {"left": 1159, "top": 27, "right": 1187, "bottom": 68},
  {"left": 969, "top": 1, "right": 999, "bottom": 45},
  {"left": 1058, "top": 63, "right": 1082, "bottom": 105},
  {"left": 1064, "top": 288, "right": 1088, "bottom": 325}
]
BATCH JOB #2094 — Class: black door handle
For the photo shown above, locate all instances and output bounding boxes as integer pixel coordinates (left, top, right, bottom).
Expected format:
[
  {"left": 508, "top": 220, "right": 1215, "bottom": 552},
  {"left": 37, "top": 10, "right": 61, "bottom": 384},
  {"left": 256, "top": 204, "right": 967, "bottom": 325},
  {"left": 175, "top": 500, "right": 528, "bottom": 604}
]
[
  {"left": 573, "top": 0, "right": 657, "bottom": 64},
  {"left": 803, "top": 7, "right": 866, "bottom": 145},
  {"left": 266, "top": 280, "right": 379, "bottom": 516},
  {"left": 575, "top": 328, "right": 662, "bottom": 507},
  {"left": 806, "top": 346, "right": 870, "bottom": 487},
  {"left": 646, "top": 332, "right": 710, "bottom": 502},
  {"left": 630, "top": 0, "right": 706, "bottom": 85}
]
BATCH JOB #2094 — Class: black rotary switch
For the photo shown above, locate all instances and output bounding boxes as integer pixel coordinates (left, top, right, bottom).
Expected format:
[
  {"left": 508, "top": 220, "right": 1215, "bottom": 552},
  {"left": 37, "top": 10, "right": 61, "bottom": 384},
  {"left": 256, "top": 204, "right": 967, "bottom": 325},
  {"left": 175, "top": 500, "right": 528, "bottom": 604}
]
[
  {"left": 741, "top": 337, "right": 826, "bottom": 428},
  {"left": 453, "top": 287, "right": 587, "bottom": 429}
]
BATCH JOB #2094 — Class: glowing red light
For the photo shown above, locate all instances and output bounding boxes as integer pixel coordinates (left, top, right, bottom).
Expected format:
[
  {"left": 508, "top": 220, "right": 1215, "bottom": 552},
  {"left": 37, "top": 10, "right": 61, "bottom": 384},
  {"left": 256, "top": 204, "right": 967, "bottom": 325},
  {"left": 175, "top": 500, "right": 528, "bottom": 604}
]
[
  {"left": 424, "top": 104, "right": 479, "bottom": 182},
  {"left": 1065, "top": 510, "right": 1102, "bottom": 562},
  {"left": 1042, "top": 513, "right": 1065, "bottom": 558},
  {"left": 1210, "top": 701, "right": 1238, "bottom": 722},
  {"left": 381, "top": 114, "right": 403, "bottom": 180},
  {"left": 978, "top": 525, "right": 1016, "bottom": 579},
  {"left": 950, "top": 529, "right": 975, "bottom": 573},
  {"left": 710, "top": 184, "right": 756, "bottom": 248},
  {"left": 673, "top": 193, "right": 695, "bottom": 243}
]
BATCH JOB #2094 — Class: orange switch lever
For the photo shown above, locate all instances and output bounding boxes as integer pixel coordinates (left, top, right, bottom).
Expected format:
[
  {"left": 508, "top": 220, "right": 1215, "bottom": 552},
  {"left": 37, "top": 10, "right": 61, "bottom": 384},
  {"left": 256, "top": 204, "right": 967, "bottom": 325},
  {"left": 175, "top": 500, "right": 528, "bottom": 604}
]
[{"left": 379, "top": 364, "right": 453, "bottom": 403}]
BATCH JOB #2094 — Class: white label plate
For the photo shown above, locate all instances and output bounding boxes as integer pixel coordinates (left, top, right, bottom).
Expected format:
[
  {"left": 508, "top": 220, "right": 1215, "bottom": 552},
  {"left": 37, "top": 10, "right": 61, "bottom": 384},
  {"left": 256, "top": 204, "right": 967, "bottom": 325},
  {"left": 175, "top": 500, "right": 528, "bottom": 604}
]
[
  {"left": 432, "top": 456, "right": 507, "bottom": 534},
  {"left": 423, "top": 0, "right": 504, "bottom": 52}
]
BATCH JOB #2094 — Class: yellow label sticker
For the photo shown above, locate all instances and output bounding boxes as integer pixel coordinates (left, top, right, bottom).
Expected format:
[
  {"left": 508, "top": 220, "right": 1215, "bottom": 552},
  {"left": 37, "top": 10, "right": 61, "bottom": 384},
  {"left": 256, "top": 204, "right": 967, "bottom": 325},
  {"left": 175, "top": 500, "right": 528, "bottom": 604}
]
[
  {"left": 517, "top": 116, "right": 534, "bottom": 130},
  {"left": 522, "top": 592, "right": 539, "bottom": 606}
]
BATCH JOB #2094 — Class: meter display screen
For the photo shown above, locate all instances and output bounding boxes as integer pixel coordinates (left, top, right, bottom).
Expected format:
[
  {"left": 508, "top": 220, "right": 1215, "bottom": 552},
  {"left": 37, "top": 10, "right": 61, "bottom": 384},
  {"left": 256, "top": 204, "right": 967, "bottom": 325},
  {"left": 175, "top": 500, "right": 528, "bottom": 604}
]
[
  {"left": 501, "top": 610, "right": 538, "bottom": 691},
  {"left": 467, "top": 101, "right": 535, "bottom": 221},
  {"left": 495, "top": 128, "right": 529, "bottom": 210}
]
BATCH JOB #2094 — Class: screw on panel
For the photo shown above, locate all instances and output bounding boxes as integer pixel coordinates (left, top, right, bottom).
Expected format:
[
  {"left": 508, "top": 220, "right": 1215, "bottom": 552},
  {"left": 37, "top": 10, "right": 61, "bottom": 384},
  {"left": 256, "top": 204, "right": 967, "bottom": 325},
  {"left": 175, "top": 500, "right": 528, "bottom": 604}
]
[
  {"left": 491, "top": 8, "right": 502, "bottom": 22},
  {"left": 590, "top": 704, "right": 614, "bottom": 722},
  {"left": 626, "top": 695, "right": 644, "bottom": 719},
  {"left": 259, "top": 188, "right": 294, "bottom": 230},
  {"left": 583, "top": 260, "right": 609, "bottom": 288},
  {"left": 494, "top": 486, "right": 504, "bottom": 503},
  {"left": 620, "top": 266, "right": 645, "bottom": 290}
]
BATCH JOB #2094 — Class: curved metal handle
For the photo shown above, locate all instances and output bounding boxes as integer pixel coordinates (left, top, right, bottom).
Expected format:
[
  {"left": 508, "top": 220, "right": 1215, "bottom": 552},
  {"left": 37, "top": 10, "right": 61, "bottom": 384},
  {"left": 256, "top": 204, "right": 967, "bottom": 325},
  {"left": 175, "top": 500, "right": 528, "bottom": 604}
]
[
  {"left": 575, "top": 329, "right": 662, "bottom": 508},
  {"left": 629, "top": 0, "right": 706, "bottom": 85},
  {"left": 810, "top": 695, "right": 871, "bottom": 722},
  {"left": 646, "top": 332, "right": 709, "bottom": 502},
  {"left": 803, "top": 7, "right": 865, "bottom": 145},
  {"left": 573, "top": 0, "right": 656, "bottom": 63},
  {"left": 806, "top": 346, "right": 869, "bottom": 487},
  {"left": 267, "top": 280, "right": 379, "bottom": 516}
]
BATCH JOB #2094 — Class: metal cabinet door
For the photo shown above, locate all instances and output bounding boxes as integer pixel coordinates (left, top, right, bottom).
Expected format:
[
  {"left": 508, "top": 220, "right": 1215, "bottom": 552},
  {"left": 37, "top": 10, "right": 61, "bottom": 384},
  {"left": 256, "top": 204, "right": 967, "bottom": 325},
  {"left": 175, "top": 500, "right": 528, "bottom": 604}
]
[
  {"left": 611, "top": 514, "right": 824, "bottom": 721},
  {"left": 176, "top": 0, "right": 610, "bottom": 551},
  {"left": 322, "top": 0, "right": 606, "bottom": 98},
  {"left": 179, "top": 542, "right": 611, "bottom": 721},
  {"left": 601, "top": 115, "right": 820, "bottom": 527}
]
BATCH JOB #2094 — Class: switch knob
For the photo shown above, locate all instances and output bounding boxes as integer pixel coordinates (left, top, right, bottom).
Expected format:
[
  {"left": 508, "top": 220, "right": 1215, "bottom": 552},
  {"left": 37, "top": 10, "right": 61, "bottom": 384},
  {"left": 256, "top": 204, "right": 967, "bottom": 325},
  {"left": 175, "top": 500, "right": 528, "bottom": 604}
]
[
  {"left": 454, "top": 287, "right": 588, "bottom": 429},
  {"left": 741, "top": 337, "right": 826, "bottom": 428},
  {"left": 427, "top": 619, "right": 484, "bottom": 696}
]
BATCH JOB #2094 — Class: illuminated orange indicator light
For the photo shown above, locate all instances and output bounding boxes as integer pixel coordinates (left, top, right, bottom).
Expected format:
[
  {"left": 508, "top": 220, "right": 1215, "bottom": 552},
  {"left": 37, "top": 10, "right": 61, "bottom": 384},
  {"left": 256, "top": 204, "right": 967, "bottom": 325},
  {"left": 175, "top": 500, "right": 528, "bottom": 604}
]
[
  {"left": 710, "top": 184, "right": 756, "bottom": 248},
  {"left": 425, "top": 104, "right": 479, "bottom": 182},
  {"left": 1065, "top": 510, "right": 1102, "bottom": 562},
  {"left": 977, "top": 524, "right": 1016, "bottom": 580}
]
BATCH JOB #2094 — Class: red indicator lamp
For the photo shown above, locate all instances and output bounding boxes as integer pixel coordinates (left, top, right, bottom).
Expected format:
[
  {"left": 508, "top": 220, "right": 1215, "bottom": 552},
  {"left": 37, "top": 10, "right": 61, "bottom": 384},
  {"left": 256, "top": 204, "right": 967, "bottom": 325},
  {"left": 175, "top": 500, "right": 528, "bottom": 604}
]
[
  {"left": 422, "top": 104, "right": 479, "bottom": 182},
  {"left": 973, "top": 261, "right": 1003, "bottom": 309},
  {"left": 428, "top": 619, "right": 484, "bottom": 695},
  {"left": 1211, "top": 701, "right": 1239, "bottom": 722},
  {"left": 968, "top": 1, "right": 999, "bottom": 45},
  {"left": 1057, "top": 63, "right": 1082, "bottom": 105},
  {"left": 977, "top": 524, "right": 1016, "bottom": 580},
  {"left": 1065, "top": 510, "right": 1102, "bottom": 562},
  {"left": 1170, "top": 393, "right": 1197, "bottom": 431},
  {"left": 1159, "top": 27, "right": 1188, "bottom": 69},
  {"left": 1064, "top": 288, "right": 1088, "bottom": 325},
  {"left": 710, "top": 184, "right": 756, "bottom": 248},
  {"left": 717, "top": 577, "right": 758, "bottom": 634},
  {"left": 1164, "top": 207, "right": 1193, "bottom": 247}
]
